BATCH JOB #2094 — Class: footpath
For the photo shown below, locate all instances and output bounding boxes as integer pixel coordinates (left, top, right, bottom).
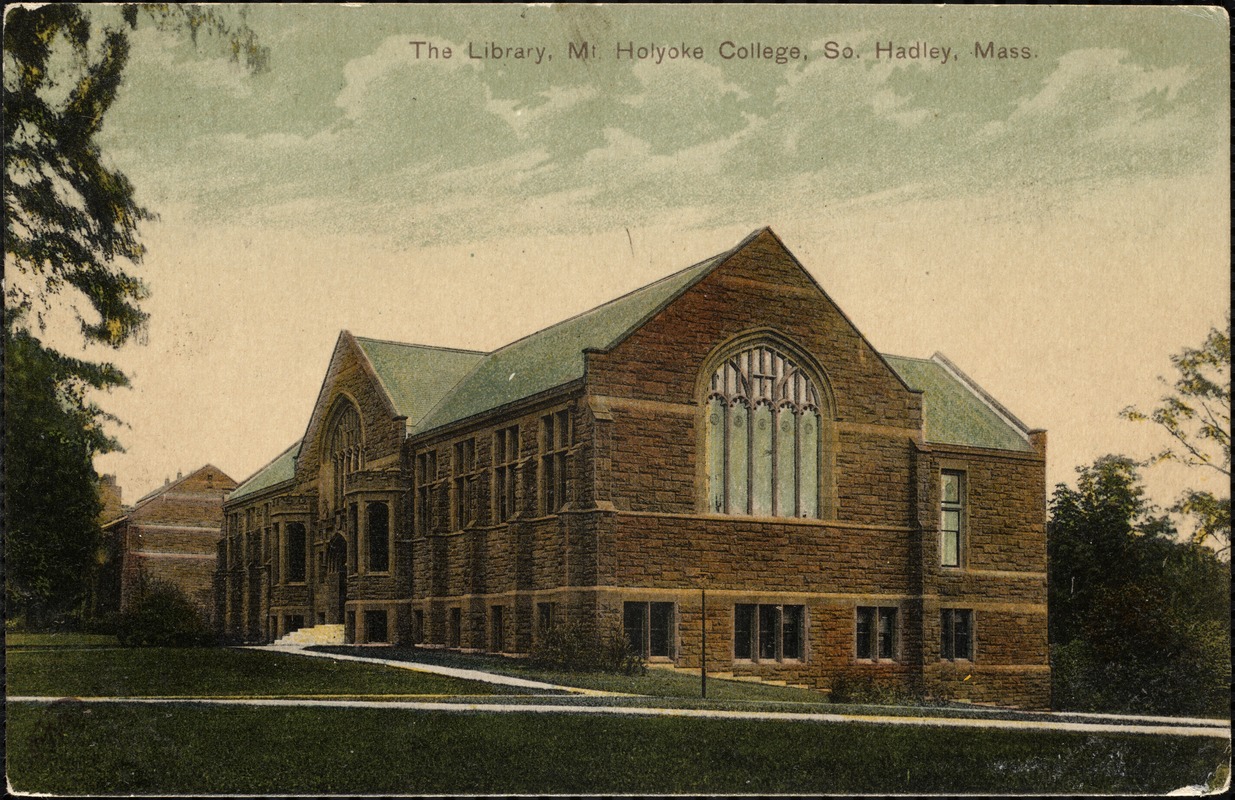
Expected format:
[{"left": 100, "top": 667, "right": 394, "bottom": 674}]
[{"left": 10, "top": 644, "right": 1228, "bottom": 742}]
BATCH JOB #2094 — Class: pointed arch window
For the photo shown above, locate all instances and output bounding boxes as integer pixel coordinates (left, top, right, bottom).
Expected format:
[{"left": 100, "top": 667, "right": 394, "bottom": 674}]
[
  {"left": 705, "top": 345, "right": 822, "bottom": 518},
  {"left": 329, "top": 403, "right": 362, "bottom": 511}
]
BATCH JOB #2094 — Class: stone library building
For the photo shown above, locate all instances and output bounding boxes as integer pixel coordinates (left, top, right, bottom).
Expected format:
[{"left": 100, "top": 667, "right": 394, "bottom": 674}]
[{"left": 217, "top": 228, "right": 1049, "bottom": 708}]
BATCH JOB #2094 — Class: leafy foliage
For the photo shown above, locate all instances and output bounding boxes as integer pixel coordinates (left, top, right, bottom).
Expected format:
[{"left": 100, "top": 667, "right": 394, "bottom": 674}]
[
  {"left": 1048, "top": 457, "right": 1230, "bottom": 716},
  {"left": 115, "top": 577, "right": 211, "bottom": 647},
  {"left": 4, "top": 318, "right": 127, "bottom": 627},
  {"left": 529, "top": 619, "right": 646, "bottom": 675},
  {"left": 4, "top": 4, "right": 151, "bottom": 346},
  {"left": 3, "top": 4, "right": 266, "bottom": 628},
  {"left": 1122, "top": 318, "right": 1231, "bottom": 554}
]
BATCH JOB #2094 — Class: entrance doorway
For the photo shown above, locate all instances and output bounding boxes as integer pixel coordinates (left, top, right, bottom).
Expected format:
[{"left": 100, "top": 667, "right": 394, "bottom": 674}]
[{"left": 326, "top": 535, "right": 347, "bottom": 624}]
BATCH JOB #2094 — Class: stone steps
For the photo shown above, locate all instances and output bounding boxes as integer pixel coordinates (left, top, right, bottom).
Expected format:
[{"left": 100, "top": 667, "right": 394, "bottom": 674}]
[{"left": 271, "top": 624, "right": 345, "bottom": 647}]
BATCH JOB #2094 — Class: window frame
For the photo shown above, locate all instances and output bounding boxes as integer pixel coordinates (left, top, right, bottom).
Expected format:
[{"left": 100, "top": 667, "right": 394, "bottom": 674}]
[
  {"left": 536, "top": 601, "right": 556, "bottom": 636},
  {"left": 623, "top": 601, "right": 676, "bottom": 660},
  {"left": 415, "top": 451, "right": 438, "bottom": 535},
  {"left": 366, "top": 501, "right": 390, "bottom": 574},
  {"left": 940, "top": 608, "right": 975, "bottom": 661},
  {"left": 940, "top": 469, "right": 965, "bottom": 568},
  {"left": 448, "top": 607, "right": 462, "bottom": 648},
  {"left": 364, "top": 609, "right": 389, "bottom": 643},
  {"left": 704, "top": 343, "right": 825, "bottom": 519},
  {"left": 855, "top": 606, "right": 899, "bottom": 663},
  {"left": 733, "top": 603, "right": 806, "bottom": 663},
  {"left": 493, "top": 425, "right": 520, "bottom": 523},
  {"left": 490, "top": 605, "right": 506, "bottom": 653},
  {"left": 540, "top": 409, "right": 571, "bottom": 515},
  {"left": 284, "top": 522, "right": 307, "bottom": 584},
  {"left": 453, "top": 438, "right": 478, "bottom": 531}
]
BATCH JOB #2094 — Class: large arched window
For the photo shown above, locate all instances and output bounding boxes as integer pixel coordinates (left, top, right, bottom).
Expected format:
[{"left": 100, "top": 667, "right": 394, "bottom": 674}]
[
  {"left": 328, "top": 403, "right": 362, "bottom": 511},
  {"left": 705, "top": 344, "right": 822, "bottom": 518}
]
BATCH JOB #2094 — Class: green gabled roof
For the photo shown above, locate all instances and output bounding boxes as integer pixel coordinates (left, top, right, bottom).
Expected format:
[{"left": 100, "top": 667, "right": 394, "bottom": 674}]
[
  {"left": 410, "top": 244, "right": 736, "bottom": 434},
  {"left": 883, "top": 354, "right": 1033, "bottom": 453},
  {"left": 228, "top": 442, "right": 300, "bottom": 503},
  {"left": 354, "top": 337, "right": 485, "bottom": 426}
]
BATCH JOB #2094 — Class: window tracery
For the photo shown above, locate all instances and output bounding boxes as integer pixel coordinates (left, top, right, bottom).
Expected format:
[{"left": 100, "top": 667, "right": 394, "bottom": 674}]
[{"left": 705, "top": 345, "right": 822, "bottom": 518}]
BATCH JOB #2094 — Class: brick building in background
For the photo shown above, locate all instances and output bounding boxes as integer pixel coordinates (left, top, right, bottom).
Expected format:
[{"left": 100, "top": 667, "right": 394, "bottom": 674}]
[
  {"left": 218, "top": 229, "right": 1049, "bottom": 708},
  {"left": 98, "top": 465, "right": 236, "bottom": 624}
]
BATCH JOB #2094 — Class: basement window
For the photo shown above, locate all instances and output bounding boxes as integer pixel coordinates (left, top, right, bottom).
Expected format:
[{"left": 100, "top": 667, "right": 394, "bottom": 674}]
[
  {"left": 624, "top": 601, "right": 675, "bottom": 659},
  {"left": 734, "top": 604, "right": 805, "bottom": 662},
  {"left": 941, "top": 609, "right": 974, "bottom": 661},
  {"left": 856, "top": 607, "right": 898, "bottom": 662},
  {"left": 365, "top": 610, "right": 388, "bottom": 643}
]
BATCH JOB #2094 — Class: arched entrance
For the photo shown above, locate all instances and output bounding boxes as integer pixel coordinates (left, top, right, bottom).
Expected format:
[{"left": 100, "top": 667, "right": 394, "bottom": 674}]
[{"left": 326, "top": 534, "right": 347, "bottom": 624}]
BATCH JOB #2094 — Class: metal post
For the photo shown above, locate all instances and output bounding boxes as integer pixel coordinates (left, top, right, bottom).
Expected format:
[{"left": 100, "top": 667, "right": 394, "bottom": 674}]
[{"left": 701, "top": 588, "right": 707, "bottom": 699}]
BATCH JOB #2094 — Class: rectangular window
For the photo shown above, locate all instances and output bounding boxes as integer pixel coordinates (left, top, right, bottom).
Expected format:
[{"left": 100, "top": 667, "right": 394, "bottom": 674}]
[
  {"left": 856, "top": 607, "right": 898, "bottom": 662},
  {"left": 416, "top": 451, "right": 437, "bottom": 534},
  {"left": 413, "top": 610, "right": 424, "bottom": 644},
  {"left": 448, "top": 607, "right": 462, "bottom": 648},
  {"left": 494, "top": 425, "right": 520, "bottom": 523},
  {"left": 941, "top": 470, "right": 964, "bottom": 567},
  {"left": 365, "top": 610, "right": 388, "bottom": 643},
  {"left": 491, "top": 606, "right": 505, "bottom": 652},
  {"left": 540, "top": 410, "right": 571, "bottom": 514},
  {"left": 347, "top": 503, "right": 358, "bottom": 573},
  {"left": 537, "top": 602, "right": 556, "bottom": 635},
  {"left": 367, "top": 502, "right": 390, "bottom": 572},
  {"left": 623, "top": 601, "right": 675, "bottom": 659},
  {"left": 941, "top": 609, "right": 974, "bottom": 661},
  {"left": 735, "top": 604, "right": 806, "bottom": 662},
  {"left": 286, "top": 523, "right": 306, "bottom": 583},
  {"left": 453, "top": 439, "right": 477, "bottom": 530}
]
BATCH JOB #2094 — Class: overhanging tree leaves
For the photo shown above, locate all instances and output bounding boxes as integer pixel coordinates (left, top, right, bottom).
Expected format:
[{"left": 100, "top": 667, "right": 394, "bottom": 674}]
[
  {"left": 3, "top": 4, "right": 267, "bottom": 626},
  {"left": 1121, "top": 318, "right": 1232, "bottom": 555}
]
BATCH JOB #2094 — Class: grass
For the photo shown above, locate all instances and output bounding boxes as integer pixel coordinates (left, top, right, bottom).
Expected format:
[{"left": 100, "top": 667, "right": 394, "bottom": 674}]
[
  {"left": 313, "top": 644, "right": 832, "bottom": 703},
  {"left": 6, "top": 646, "right": 531, "bottom": 698},
  {"left": 6, "top": 632, "right": 119, "bottom": 648},
  {"left": 6, "top": 701, "right": 1229, "bottom": 795}
]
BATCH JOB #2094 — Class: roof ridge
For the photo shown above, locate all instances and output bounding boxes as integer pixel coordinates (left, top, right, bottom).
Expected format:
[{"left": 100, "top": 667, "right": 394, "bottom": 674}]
[
  {"left": 483, "top": 237, "right": 747, "bottom": 360},
  {"left": 354, "top": 335, "right": 488, "bottom": 356},
  {"left": 132, "top": 464, "right": 233, "bottom": 507},
  {"left": 408, "top": 234, "right": 757, "bottom": 435}
]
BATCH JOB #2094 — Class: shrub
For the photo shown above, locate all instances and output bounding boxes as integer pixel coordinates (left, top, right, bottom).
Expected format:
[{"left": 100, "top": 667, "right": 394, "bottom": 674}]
[
  {"left": 529, "top": 618, "right": 645, "bottom": 675},
  {"left": 829, "top": 669, "right": 921, "bottom": 706},
  {"left": 115, "top": 579, "right": 211, "bottom": 647}
]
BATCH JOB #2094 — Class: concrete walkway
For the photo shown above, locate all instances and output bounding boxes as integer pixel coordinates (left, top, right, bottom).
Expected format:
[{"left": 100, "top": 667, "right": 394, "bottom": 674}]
[
  {"left": 7, "top": 694, "right": 1229, "bottom": 739},
  {"left": 244, "top": 644, "right": 630, "bottom": 697}
]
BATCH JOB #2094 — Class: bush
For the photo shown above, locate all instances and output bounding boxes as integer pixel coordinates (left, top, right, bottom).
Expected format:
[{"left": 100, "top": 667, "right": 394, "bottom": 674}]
[
  {"left": 829, "top": 669, "right": 922, "bottom": 706},
  {"left": 529, "top": 618, "right": 645, "bottom": 675},
  {"left": 115, "top": 579, "right": 211, "bottom": 647}
]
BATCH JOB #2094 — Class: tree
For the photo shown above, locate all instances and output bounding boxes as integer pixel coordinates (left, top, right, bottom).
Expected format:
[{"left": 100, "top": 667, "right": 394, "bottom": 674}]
[
  {"left": 4, "top": 319, "right": 127, "bottom": 625},
  {"left": 3, "top": 4, "right": 266, "bottom": 626},
  {"left": 1121, "top": 318, "right": 1231, "bottom": 556},
  {"left": 1048, "top": 457, "right": 1230, "bottom": 716}
]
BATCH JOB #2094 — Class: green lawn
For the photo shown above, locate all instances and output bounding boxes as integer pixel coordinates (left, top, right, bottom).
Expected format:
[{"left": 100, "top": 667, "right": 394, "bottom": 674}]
[
  {"left": 6, "top": 632, "right": 120, "bottom": 648},
  {"left": 6, "top": 701, "right": 1228, "bottom": 795},
  {"left": 314, "top": 644, "right": 833, "bottom": 703},
  {"left": 6, "top": 646, "right": 526, "bottom": 698}
]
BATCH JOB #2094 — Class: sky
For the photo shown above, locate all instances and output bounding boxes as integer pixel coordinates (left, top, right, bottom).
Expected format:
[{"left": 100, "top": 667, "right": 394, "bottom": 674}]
[{"left": 19, "top": 5, "right": 1229, "bottom": 517}]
